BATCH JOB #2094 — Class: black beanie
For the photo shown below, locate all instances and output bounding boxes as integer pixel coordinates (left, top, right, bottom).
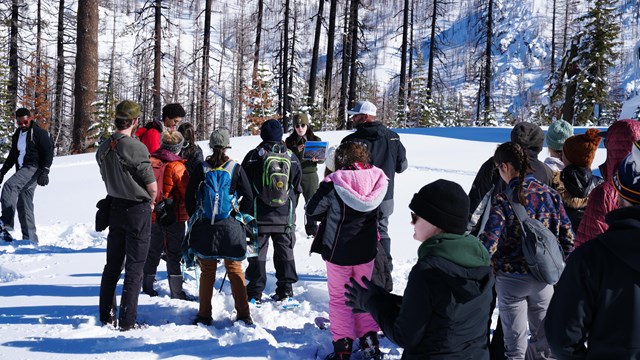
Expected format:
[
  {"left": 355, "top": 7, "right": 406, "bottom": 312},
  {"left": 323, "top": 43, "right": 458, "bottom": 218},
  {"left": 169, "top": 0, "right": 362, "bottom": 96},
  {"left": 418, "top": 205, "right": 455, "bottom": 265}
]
[
  {"left": 511, "top": 122, "right": 545, "bottom": 154},
  {"left": 260, "top": 119, "right": 284, "bottom": 142},
  {"left": 409, "top": 179, "right": 469, "bottom": 235}
]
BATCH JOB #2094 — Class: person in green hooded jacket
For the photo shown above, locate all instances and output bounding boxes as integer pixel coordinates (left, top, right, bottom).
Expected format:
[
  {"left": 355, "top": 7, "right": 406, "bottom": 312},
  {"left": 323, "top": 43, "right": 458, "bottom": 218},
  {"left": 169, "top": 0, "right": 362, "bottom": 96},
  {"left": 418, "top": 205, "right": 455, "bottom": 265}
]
[{"left": 345, "top": 179, "right": 494, "bottom": 359}]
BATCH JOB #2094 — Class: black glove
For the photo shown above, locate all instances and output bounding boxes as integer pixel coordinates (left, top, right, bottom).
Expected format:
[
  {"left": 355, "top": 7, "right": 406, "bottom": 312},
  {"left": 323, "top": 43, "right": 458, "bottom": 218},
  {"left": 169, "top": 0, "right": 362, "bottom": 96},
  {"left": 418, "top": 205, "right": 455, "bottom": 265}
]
[
  {"left": 344, "top": 276, "right": 385, "bottom": 314},
  {"left": 37, "top": 168, "right": 49, "bottom": 186},
  {"left": 0, "top": 172, "right": 4, "bottom": 185}
]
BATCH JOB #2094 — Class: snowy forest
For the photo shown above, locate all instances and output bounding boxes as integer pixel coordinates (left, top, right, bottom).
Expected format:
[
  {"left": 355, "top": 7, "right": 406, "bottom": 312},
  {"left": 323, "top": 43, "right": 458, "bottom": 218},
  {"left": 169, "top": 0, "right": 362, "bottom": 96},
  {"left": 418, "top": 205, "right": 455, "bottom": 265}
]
[{"left": 0, "top": 0, "right": 638, "bottom": 157}]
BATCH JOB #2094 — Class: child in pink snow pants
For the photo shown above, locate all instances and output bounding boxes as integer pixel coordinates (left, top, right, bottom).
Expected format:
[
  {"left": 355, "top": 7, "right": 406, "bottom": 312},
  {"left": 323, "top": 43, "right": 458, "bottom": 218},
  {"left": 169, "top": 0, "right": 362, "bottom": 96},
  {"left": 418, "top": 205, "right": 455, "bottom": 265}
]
[{"left": 306, "top": 142, "right": 389, "bottom": 360}]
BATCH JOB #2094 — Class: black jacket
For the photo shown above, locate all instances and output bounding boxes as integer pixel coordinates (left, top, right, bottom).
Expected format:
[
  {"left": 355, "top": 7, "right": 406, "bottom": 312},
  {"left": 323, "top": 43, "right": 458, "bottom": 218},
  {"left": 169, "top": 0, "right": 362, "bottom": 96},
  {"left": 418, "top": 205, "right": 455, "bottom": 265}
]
[
  {"left": 184, "top": 159, "right": 254, "bottom": 260},
  {"left": 468, "top": 150, "right": 553, "bottom": 235},
  {"left": 181, "top": 144, "right": 204, "bottom": 177},
  {"left": 558, "top": 165, "right": 603, "bottom": 232},
  {"left": 545, "top": 205, "right": 640, "bottom": 359},
  {"left": 341, "top": 122, "right": 408, "bottom": 200},
  {"left": 1, "top": 121, "right": 53, "bottom": 174},
  {"left": 366, "top": 234, "right": 494, "bottom": 359},
  {"left": 241, "top": 141, "right": 302, "bottom": 233}
]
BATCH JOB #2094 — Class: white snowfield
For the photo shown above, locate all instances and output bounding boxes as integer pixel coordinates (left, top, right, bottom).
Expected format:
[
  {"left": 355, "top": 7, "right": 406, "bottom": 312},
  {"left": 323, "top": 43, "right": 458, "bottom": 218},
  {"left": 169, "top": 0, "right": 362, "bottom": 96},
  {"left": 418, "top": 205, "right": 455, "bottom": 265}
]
[{"left": 0, "top": 129, "right": 606, "bottom": 359}]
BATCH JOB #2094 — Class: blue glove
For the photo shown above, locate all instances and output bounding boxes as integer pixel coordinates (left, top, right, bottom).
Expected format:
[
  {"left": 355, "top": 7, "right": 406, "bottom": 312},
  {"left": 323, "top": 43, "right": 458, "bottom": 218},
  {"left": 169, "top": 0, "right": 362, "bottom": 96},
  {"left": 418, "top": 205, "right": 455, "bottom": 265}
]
[{"left": 344, "top": 276, "right": 385, "bottom": 314}]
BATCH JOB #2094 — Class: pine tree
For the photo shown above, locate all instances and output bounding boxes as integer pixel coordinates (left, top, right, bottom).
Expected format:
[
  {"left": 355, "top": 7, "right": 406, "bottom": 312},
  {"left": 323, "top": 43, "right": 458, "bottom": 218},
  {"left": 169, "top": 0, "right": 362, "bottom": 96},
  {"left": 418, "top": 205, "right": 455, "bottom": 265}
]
[
  {"left": 242, "top": 65, "right": 280, "bottom": 134},
  {"left": 571, "top": 0, "right": 620, "bottom": 125}
]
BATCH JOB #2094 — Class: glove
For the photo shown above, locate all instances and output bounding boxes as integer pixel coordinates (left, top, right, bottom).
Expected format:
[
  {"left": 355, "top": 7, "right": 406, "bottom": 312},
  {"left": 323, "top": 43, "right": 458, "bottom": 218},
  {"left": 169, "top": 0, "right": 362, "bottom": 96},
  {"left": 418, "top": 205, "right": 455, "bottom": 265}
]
[
  {"left": 344, "top": 276, "right": 386, "bottom": 314},
  {"left": 37, "top": 168, "right": 49, "bottom": 186},
  {"left": 0, "top": 172, "right": 4, "bottom": 185}
]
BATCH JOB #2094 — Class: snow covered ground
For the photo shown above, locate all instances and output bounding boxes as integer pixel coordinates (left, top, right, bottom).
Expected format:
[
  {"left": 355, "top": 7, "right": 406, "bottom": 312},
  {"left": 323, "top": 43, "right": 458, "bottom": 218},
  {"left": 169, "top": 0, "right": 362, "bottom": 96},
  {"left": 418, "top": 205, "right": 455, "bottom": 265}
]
[{"left": 0, "top": 128, "right": 606, "bottom": 359}]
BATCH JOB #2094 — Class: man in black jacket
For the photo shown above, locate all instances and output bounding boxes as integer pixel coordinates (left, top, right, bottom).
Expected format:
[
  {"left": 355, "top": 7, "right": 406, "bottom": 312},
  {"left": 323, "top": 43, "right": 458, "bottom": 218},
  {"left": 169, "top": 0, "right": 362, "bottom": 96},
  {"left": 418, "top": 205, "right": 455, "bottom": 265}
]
[
  {"left": 0, "top": 108, "right": 53, "bottom": 243},
  {"left": 342, "top": 100, "right": 408, "bottom": 284},
  {"left": 545, "top": 142, "right": 640, "bottom": 359},
  {"left": 241, "top": 119, "right": 302, "bottom": 303}
]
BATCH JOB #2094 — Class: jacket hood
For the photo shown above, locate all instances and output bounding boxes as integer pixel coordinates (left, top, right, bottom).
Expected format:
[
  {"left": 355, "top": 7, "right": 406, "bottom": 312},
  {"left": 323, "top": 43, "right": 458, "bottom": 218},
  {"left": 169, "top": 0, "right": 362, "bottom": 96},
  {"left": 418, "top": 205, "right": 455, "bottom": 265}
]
[
  {"left": 352, "top": 121, "right": 385, "bottom": 141},
  {"left": 151, "top": 148, "right": 183, "bottom": 162},
  {"left": 418, "top": 233, "right": 493, "bottom": 303},
  {"left": 326, "top": 166, "right": 388, "bottom": 212},
  {"left": 561, "top": 165, "right": 602, "bottom": 198},
  {"left": 418, "top": 233, "right": 491, "bottom": 268},
  {"left": 600, "top": 120, "right": 640, "bottom": 181},
  {"left": 600, "top": 205, "right": 640, "bottom": 273}
]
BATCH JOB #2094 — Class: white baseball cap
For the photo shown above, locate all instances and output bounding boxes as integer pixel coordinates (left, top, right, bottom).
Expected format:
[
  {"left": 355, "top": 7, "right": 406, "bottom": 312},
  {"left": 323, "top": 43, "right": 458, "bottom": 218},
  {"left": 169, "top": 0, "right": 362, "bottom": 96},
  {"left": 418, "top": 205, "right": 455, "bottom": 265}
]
[{"left": 347, "top": 100, "right": 377, "bottom": 116}]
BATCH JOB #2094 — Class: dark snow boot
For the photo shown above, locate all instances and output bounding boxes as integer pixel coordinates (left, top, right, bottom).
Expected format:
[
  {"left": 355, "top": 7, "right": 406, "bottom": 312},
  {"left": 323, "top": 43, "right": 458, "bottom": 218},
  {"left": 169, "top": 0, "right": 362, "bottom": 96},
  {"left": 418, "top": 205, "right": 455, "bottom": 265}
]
[
  {"left": 359, "top": 331, "right": 383, "bottom": 359},
  {"left": 0, "top": 226, "right": 14, "bottom": 242},
  {"left": 168, "top": 275, "right": 190, "bottom": 300},
  {"left": 142, "top": 274, "right": 158, "bottom": 297},
  {"left": 325, "top": 337, "right": 352, "bottom": 360}
]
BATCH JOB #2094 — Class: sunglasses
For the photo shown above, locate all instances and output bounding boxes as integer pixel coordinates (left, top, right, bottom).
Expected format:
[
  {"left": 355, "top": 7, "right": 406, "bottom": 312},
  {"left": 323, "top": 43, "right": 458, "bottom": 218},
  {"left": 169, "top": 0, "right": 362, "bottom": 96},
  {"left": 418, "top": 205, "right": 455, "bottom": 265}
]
[
  {"left": 295, "top": 124, "right": 306, "bottom": 129},
  {"left": 410, "top": 212, "right": 418, "bottom": 225}
]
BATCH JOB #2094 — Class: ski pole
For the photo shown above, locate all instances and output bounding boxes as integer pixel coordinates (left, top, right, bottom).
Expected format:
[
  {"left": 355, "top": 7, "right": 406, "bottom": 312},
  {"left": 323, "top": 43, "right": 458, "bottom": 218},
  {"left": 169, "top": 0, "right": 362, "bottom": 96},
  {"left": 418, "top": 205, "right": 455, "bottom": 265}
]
[{"left": 218, "top": 271, "right": 227, "bottom": 293}]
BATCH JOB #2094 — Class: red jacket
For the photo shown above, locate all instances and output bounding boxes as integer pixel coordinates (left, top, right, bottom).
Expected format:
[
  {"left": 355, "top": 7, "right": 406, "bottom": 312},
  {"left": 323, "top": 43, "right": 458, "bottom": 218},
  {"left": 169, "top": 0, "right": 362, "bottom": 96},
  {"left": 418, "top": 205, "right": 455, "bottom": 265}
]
[
  {"left": 135, "top": 120, "right": 162, "bottom": 154},
  {"left": 575, "top": 120, "right": 640, "bottom": 247}
]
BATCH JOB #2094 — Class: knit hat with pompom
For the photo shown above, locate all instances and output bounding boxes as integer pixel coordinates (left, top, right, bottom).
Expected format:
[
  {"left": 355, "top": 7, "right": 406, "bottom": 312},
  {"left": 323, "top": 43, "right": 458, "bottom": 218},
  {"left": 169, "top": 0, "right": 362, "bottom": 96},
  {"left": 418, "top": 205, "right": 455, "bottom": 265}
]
[{"left": 562, "top": 128, "right": 602, "bottom": 168}]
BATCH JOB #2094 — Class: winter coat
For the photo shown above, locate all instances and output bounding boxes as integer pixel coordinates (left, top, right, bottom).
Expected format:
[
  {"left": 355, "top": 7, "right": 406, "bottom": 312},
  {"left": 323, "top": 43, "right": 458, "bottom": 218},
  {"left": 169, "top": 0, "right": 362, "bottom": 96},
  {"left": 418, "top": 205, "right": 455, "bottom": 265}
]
[
  {"left": 0, "top": 121, "right": 53, "bottom": 175},
  {"left": 551, "top": 166, "right": 603, "bottom": 232},
  {"left": 575, "top": 120, "right": 640, "bottom": 247},
  {"left": 306, "top": 164, "right": 388, "bottom": 266},
  {"left": 240, "top": 141, "right": 302, "bottom": 233},
  {"left": 365, "top": 233, "right": 494, "bottom": 360},
  {"left": 545, "top": 205, "right": 640, "bottom": 359},
  {"left": 181, "top": 144, "right": 204, "bottom": 177},
  {"left": 341, "top": 122, "right": 408, "bottom": 201},
  {"left": 184, "top": 159, "right": 254, "bottom": 260},
  {"left": 468, "top": 150, "right": 553, "bottom": 230},
  {"left": 285, "top": 132, "right": 322, "bottom": 174},
  {"left": 135, "top": 119, "right": 162, "bottom": 154},
  {"left": 479, "top": 176, "right": 574, "bottom": 274},
  {"left": 151, "top": 149, "right": 189, "bottom": 223}
]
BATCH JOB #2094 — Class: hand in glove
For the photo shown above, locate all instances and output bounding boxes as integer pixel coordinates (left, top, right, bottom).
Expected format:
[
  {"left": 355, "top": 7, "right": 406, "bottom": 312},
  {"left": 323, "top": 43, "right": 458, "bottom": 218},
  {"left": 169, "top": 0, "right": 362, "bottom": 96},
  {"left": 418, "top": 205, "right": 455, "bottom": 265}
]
[
  {"left": 37, "top": 168, "right": 49, "bottom": 186},
  {"left": 344, "top": 276, "right": 386, "bottom": 314}
]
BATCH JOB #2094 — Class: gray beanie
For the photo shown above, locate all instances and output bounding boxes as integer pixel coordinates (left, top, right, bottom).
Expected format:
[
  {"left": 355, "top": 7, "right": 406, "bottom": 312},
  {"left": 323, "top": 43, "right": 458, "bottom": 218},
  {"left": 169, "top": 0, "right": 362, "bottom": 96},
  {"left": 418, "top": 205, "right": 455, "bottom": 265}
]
[
  {"left": 209, "top": 128, "right": 231, "bottom": 149},
  {"left": 546, "top": 120, "right": 573, "bottom": 151},
  {"left": 160, "top": 131, "right": 185, "bottom": 154}
]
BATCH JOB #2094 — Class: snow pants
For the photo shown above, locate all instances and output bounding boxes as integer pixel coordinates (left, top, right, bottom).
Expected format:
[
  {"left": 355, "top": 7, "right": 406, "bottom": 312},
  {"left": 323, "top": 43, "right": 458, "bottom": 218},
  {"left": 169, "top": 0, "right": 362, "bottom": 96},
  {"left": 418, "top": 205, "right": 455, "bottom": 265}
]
[
  {"left": 0, "top": 165, "right": 39, "bottom": 242},
  {"left": 326, "top": 260, "right": 379, "bottom": 341},
  {"left": 197, "top": 258, "right": 250, "bottom": 320},
  {"left": 245, "top": 232, "right": 298, "bottom": 299},
  {"left": 99, "top": 198, "right": 152, "bottom": 328},
  {"left": 300, "top": 171, "right": 319, "bottom": 236},
  {"left": 496, "top": 272, "right": 553, "bottom": 360}
]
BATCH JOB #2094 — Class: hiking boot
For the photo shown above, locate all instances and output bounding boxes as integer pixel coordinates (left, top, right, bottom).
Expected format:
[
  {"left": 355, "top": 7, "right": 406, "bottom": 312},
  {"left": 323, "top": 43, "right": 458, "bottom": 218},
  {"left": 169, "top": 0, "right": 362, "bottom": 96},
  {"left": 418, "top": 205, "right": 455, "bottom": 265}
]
[
  {"left": 271, "top": 290, "right": 294, "bottom": 302},
  {"left": 119, "top": 322, "right": 144, "bottom": 331},
  {"left": 193, "top": 315, "right": 213, "bottom": 326},
  {"left": 359, "top": 331, "right": 383, "bottom": 359},
  {"left": 248, "top": 294, "right": 262, "bottom": 304},
  {"left": 325, "top": 337, "right": 352, "bottom": 360},
  {"left": 236, "top": 315, "right": 254, "bottom": 325},
  {"left": 142, "top": 274, "right": 158, "bottom": 297},
  {"left": 168, "top": 275, "right": 192, "bottom": 300},
  {"left": 0, "top": 227, "right": 14, "bottom": 243}
]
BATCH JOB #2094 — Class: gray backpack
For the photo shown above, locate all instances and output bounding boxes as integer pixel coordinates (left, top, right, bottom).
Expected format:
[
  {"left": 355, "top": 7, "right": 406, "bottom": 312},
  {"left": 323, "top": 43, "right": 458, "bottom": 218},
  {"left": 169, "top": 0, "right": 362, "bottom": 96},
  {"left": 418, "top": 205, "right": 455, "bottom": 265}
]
[{"left": 505, "top": 189, "right": 565, "bottom": 285}]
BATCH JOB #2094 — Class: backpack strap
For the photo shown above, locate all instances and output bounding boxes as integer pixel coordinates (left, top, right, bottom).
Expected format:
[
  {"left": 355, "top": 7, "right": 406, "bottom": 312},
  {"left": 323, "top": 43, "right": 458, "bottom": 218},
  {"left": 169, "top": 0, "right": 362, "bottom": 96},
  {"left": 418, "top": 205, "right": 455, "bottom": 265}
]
[
  {"left": 221, "top": 160, "right": 239, "bottom": 195},
  {"left": 504, "top": 187, "right": 530, "bottom": 235}
]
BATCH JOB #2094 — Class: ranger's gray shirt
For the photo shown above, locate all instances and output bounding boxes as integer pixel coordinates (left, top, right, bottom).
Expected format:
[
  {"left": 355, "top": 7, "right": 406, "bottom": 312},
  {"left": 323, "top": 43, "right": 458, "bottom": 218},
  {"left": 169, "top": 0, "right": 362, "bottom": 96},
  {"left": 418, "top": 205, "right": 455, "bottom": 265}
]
[{"left": 96, "top": 133, "right": 155, "bottom": 202}]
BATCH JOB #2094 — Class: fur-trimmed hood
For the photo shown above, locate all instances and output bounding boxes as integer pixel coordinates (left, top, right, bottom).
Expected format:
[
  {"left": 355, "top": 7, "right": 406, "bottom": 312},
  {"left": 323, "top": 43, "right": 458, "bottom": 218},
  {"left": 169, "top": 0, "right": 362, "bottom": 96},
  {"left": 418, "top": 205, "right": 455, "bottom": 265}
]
[{"left": 325, "top": 166, "right": 388, "bottom": 212}]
